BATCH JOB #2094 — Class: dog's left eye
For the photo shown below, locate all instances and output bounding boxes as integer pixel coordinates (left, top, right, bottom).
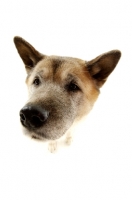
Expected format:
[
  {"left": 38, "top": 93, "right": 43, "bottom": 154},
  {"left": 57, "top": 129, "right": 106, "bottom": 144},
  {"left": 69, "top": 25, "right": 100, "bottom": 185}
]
[{"left": 33, "top": 77, "right": 40, "bottom": 86}]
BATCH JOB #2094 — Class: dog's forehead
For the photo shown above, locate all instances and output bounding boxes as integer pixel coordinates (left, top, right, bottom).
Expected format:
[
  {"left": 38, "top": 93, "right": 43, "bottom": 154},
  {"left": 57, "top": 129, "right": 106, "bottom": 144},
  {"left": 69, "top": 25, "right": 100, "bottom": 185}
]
[
  {"left": 33, "top": 56, "right": 86, "bottom": 80},
  {"left": 38, "top": 56, "right": 84, "bottom": 69}
]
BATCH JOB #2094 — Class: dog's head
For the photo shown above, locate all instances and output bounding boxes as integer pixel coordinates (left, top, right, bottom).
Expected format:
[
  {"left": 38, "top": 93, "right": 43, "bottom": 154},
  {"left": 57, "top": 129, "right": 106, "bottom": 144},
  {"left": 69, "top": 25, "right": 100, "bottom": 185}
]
[{"left": 14, "top": 36, "right": 121, "bottom": 140}]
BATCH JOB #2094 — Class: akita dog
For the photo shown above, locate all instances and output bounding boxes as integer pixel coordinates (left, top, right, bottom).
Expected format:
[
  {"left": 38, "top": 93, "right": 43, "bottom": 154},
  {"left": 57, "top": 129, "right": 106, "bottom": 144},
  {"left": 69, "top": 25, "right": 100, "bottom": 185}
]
[{"left": 14, "top": 36, "right": 121, "bottom": 152}]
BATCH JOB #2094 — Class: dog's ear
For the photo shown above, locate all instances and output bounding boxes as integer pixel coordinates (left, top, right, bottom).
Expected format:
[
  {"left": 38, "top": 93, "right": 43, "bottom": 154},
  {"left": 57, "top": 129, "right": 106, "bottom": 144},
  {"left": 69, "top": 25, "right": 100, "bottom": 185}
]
[
  {"left": 86, "top": 50, "right": 121, "bottom": 88},
  {"left": 14, "top": 36, "right": 44, "bottom": 72}
]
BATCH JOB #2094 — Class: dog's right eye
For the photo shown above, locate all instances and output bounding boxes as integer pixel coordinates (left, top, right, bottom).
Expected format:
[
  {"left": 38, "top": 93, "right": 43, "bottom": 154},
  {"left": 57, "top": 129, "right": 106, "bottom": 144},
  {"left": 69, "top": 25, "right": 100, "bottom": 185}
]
[
  {"left": 66, "top": 81, "right": 80, "bottom": 92},
  {"left": 33, "top": 77, "right": 40, "bottom": 86}
]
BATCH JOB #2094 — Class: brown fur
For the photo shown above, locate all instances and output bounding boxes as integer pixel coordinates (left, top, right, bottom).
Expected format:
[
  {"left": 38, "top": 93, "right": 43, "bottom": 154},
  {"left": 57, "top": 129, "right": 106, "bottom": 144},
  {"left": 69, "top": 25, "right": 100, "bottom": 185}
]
[{"left": 14, "top": 36, "right": 121, "bottom": 150}]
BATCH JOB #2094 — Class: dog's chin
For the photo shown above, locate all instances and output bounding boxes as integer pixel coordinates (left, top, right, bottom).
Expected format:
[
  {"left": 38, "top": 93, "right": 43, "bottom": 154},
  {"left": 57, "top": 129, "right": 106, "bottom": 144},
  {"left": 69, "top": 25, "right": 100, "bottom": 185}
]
[{"left": 21, "top": 125, "right": 65, "bottom": 141}]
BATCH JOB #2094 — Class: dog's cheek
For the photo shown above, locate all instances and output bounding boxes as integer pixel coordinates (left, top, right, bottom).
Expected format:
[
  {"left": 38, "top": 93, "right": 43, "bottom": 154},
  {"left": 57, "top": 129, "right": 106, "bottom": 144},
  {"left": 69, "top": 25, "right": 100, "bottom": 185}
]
[
  {"left": 72, "top": 92, "right": 93, "bottom": 120},
  {"left": 72, "top": 92, "right": 84, "bottom": 107},
  {"left": 69, "top": 92, "right": 84, "bottom": 117}
]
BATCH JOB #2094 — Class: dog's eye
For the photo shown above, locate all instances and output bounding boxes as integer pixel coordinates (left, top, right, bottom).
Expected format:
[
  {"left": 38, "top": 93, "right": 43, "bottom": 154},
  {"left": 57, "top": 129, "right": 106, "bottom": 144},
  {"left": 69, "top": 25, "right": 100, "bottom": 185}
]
[
  {"left": 67, "top": 82, "right": 80, "bottom": 92},
  {"left": 33, "top": 77, "right": 40, "bottom": 86}
]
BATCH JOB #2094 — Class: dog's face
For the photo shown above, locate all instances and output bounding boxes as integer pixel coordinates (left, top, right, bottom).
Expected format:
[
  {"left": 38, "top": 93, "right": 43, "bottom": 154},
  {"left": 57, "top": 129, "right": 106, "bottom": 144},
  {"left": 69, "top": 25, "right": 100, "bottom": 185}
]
[{"left": 14, "top": 37, "right": 121, "bottom": 140}]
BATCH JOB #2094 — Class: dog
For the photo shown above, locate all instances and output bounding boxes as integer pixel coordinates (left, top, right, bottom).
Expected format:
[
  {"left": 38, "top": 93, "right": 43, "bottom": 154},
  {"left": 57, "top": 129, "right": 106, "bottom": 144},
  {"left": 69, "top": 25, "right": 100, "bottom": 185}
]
[{"left": 14, "top": 36, "right": 121, "bottom": 152}]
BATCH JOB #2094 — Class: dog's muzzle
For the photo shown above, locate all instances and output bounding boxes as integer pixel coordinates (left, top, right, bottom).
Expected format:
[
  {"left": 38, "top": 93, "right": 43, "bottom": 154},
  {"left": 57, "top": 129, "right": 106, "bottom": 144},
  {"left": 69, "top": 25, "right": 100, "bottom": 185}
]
[{"left": 20, "top": 105, "right": 49, "bottom": 129}]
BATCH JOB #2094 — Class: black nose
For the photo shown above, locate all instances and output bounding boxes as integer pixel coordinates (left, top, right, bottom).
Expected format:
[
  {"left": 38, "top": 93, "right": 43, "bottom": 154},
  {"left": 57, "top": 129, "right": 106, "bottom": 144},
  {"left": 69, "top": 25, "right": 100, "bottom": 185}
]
[{"left": 19, "top": 105, "right": 49, "bottom": 129}]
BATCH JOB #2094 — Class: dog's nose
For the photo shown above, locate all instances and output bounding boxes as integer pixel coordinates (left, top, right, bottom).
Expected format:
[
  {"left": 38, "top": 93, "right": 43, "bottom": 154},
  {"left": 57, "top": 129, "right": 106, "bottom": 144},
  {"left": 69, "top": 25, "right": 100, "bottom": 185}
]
[{"left": 19, "top": 105, "right": 49, "bottom": 129}]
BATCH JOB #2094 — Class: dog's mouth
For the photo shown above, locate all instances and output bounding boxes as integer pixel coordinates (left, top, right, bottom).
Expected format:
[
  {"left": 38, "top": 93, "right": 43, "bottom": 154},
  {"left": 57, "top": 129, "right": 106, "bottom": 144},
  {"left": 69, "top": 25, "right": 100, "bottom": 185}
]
[
  {"left": 31, "top": 133, "right": 48, "bottom": 141},
  {"left": 20, "top": 118, "right": 53, "bottom": 140},
  {"left": 31, "top": 135, "right": 41, "bottom": 140}
]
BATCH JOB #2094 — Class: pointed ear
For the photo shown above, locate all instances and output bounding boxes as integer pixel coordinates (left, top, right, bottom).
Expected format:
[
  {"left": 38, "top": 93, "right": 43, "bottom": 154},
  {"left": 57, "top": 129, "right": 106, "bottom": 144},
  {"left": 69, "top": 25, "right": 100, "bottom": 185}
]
[
  {"left": 86, "top": 50, "right": 121, "bottom": 88},
  {"left": 14, "top": 36, "right": 44, "bottom": 73}
]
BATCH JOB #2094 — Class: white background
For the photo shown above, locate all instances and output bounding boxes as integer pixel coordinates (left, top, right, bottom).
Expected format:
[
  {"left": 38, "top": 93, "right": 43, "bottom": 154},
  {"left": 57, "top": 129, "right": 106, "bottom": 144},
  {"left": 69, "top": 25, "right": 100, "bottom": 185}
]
[{"left": 0, "top": 0, "right": 132, "bottom": 199}]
